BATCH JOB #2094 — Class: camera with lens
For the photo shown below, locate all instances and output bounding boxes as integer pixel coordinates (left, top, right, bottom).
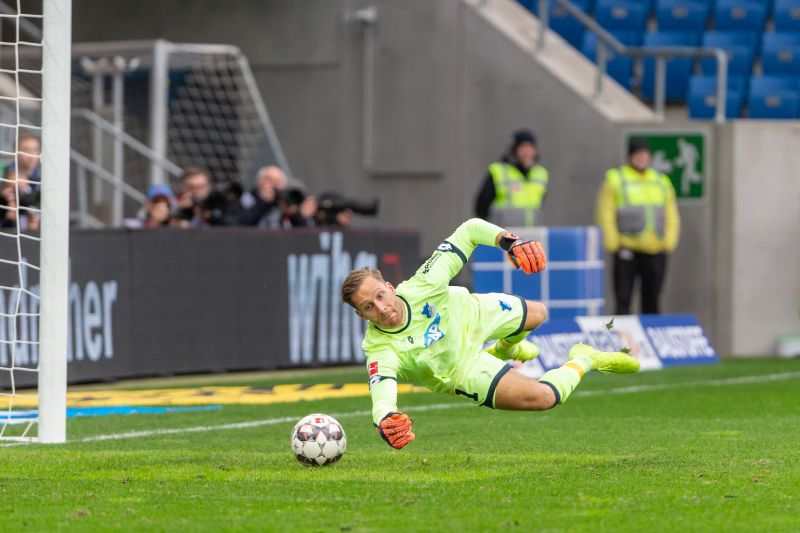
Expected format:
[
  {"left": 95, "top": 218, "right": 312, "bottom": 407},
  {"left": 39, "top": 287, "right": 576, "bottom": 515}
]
[{"left": 315, "top": 192, "right": 379, "bottom": 227}]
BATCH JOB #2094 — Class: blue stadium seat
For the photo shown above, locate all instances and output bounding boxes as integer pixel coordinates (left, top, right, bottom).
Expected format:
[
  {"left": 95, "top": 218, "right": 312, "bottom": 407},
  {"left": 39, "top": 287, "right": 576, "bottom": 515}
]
[
  {"left": 775, "top": 0, "right": 800, "bottom": 31},
  {"left": 762, "top": 32, "right": 800, "bottom": 74},
  {"left": 582, "top": 31, "right": 641, "bottom": 89},
  {"left": 700, "top": 31, "right": 758, "bottom": 75},
  {"left": 596, "top": 0, "right": 649, "bottom": 31},
  {"left": 748, "top": 75, "right": 800, "bottom": 117},
  {"left": 688, "top": 75, "right": 746, "bottom": 118},
  {"left": 714, "top": 1, "right": 768, "bottom": 33},
  {"left": 642, "top": 31, "right": 700, "bottom": 101},
  {"left": 518, "top": 0, "right": 592, "bottom": 49},
  {"left": 656, "top": 1, "right": 710, "bottom": 32}
]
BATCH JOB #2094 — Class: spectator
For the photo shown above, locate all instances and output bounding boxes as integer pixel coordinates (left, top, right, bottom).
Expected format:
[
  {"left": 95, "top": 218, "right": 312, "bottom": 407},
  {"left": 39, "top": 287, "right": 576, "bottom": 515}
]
[
  {"left": 299, "top": 194, "right": 318, "bottom": 228},
  {"left": 0, "top": 168, "right": 39, "bottom": 232},
  {"left": 175, "top": 166, "right": 229, "bottom": 228},
  {"left": 475, "top": 128, "right": 549, "bottom": 227},
  {"left": 231, "top": 166, "right": 287, "bottom": 227},
  {"left": 277, "top": 188, "right": 315, "bottom": 229},
  {"left": 124, "top": 183, "right": 177, "bottom": 229},
  {"left": 6, "top": 134, "right": 42, "bottom": 192},
  {"left": 596, "top": 138, "right": 681, "bottom": 315}
]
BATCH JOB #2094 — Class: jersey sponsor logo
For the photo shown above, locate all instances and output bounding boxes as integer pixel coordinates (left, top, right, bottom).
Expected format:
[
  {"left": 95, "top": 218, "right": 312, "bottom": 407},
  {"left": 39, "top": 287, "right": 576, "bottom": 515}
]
[
  {"left": 421, "top": 302, "right": 436, "bottom": 319},
  {"left": 423, "top": 314, "right": 445, "bottom": 348},
  {"left": 499, "top": 300, "right": 512, "bottom": 312},
  {"left": 368, "top": 360, "right": 379, "bottom": 377},
  {"left": 437, "top": 242, "right": 453, "bottom": 252},
  {"left": 421, "top": 253, "right": 441, "bottom": 274}
]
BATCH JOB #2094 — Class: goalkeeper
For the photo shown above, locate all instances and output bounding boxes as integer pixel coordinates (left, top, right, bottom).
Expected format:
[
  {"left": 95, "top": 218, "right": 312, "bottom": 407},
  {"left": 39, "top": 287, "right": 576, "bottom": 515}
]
[{"left": 340, "top": 218, "right": 640, "bottom": 449}]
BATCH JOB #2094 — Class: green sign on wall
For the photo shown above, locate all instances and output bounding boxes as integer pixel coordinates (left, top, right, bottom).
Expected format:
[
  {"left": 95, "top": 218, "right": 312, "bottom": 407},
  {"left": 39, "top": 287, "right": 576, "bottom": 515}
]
[{"left": 626, "top": 132, "right": 706, "bottom": 200}]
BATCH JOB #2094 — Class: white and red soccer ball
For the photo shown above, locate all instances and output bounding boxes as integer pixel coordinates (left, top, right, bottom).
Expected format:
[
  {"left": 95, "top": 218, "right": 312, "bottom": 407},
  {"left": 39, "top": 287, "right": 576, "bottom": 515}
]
[{"left": 290, "top": 413, "right": 347, "bottom": 466}]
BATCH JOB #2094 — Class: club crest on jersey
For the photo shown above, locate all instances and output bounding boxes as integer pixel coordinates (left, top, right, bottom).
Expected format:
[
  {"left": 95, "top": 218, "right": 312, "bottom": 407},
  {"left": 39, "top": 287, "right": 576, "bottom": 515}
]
[
  {"left": 422, "top": 302, "right": 436, "bottom": 319},
  {"left": 368, "top": 361, "right": 379, "bottom": 377},
  {"left": 499, "top": 300, "right": 512, "bottom": 312},
  {"left": 423, "top": 314, "right": 445, "bottom": 348}
]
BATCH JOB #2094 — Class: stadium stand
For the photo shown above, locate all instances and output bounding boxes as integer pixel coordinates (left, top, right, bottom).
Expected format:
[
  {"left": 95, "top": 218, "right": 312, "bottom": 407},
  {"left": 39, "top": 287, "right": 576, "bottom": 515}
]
[
  {"left": 642, "top": 31, "right": 699, "bottom": 101},
  {"left": 520, "top": 0, "right": 800, "bottom": 118},
  {"left": 688, "top": 75, "right": 746, "bottom": 119},
  {"left": 596, "top": 0, "right": 649, "bottom": 31},
  {"left": 581, "top": 30, "right": 641, "bottom": 89},
  {"left": 761, "top": 31, "right": 800, "bottom": 74},
  {"left": 747, "top": 75, "right": 800, "bottom": 118},
  {"left": 714, "top": 1, "right": 768, "bottom": 33},
  {"left": 774, "top": 0, "right": 800, "bottom": 31},
  {"left": 656, "top": 0, "right": 710, "bottom": 32},
  {"left": 700, "top": 31, "right": 759, "bottom": 75}
]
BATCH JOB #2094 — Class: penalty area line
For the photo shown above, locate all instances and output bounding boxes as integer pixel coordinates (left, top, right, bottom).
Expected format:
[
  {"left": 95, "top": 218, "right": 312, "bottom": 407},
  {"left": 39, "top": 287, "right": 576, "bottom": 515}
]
[{"left": 2, "top": 370, "right": 799, "bottom": 447}]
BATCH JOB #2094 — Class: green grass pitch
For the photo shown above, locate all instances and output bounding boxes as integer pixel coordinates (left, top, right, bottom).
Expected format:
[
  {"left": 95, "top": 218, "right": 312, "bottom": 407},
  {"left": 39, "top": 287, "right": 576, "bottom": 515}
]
[{"left": 1, "top": 358, "right": 799, "bottom": 532}]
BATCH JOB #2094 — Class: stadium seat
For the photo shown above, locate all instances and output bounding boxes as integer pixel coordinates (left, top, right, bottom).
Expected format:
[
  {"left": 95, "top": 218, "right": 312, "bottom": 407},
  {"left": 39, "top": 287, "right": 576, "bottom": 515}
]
[
  {"left": 642, "top": 31, "right": 700, "bottom": 101},
  {"left": 688, "top": 75, "right": 746, "bottom": 118},
  {"left": 596, "top": 0, "right": 649, "bottom": 31},
  {"left": 714, "top": 1, "right": 768, "bottom": 33},
  {"left": 656, "top": 0, "right": 710, "bottom": 32},
  {"left": 700, "top": 31, "right": 758, "bottom": 75},
  {"left": 522, "top": 0, "right": 592, "bottom": 49},
  {"left": 762, "top": 32, "right": 800, "bottom": 74},
  {"left": 775, "top": 0, "right": 800, "bottom": 31},
  {"left": 748, "top": 75, "right": 800, "bottom": 117},
  {"left": 582, "top": 31, "right": 641, "bottom": 89}
]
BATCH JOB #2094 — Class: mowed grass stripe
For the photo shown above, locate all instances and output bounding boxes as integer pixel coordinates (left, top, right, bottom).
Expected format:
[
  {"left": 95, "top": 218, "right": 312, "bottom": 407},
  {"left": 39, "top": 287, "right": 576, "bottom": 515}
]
[{"left": 5, "top": 369, "right": 797, "bottom": 447}]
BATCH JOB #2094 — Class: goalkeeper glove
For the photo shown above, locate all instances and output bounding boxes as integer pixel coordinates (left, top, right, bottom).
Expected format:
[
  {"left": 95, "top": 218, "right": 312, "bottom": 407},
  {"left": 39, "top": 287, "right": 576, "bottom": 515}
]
[
  {"left": 499, "top": 234, "right": 547, "bottom": 274},
  {"left": 375, "top": 412, "right": 415, "bottom": 449}
]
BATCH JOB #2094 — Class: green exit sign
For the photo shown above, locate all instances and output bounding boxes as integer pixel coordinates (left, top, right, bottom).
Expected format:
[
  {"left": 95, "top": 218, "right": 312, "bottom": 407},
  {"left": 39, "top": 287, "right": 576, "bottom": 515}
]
[{"left": 626, "top": 131, "right": 707, "bottom": 200}]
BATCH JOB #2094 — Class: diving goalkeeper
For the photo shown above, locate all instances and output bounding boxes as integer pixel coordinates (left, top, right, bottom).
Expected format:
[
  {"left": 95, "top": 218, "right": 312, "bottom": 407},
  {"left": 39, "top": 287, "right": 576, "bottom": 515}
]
[{"left": 340, "top": 218, "right": 640, "bottom": 449}]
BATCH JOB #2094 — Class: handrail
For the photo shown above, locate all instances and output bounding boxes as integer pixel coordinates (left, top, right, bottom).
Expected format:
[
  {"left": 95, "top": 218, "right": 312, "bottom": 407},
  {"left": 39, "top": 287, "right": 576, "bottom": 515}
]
[
  {"left": 71, "top": 108, "right": 184, "bottom": 176},
  {"left": 537, "top": 0, "right": 728, "bottom": 122},
  {"left": 70, "top": 149, "right": 148, "bottom": 204}
]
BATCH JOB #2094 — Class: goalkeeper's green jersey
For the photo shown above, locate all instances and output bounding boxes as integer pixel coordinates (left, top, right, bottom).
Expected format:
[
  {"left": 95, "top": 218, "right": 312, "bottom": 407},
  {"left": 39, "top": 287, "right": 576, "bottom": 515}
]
[{"left": 363, "top": 218, "right": 506, "bottom": 424}]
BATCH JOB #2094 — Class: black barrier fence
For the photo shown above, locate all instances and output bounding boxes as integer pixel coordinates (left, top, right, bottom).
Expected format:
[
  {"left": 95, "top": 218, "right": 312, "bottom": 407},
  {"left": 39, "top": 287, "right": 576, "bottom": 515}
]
[{"left": 0, "top": 228, "right": 419, "bottom": 387}]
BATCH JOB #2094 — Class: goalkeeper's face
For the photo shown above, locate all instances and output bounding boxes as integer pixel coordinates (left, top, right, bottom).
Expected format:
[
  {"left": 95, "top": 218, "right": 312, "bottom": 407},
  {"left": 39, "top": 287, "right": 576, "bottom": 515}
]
[{"left": 352, "top": 277, "right": 405, "bottom": 328}]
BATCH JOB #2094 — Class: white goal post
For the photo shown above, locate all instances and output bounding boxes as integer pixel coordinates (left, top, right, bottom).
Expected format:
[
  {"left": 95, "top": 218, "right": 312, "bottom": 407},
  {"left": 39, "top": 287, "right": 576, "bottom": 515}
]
[
  {"left": 0, "top": 0, "right": 70, "bottom": 444},
  {"left": 38, "top": 0, "right": 71, "bottom": 443}
]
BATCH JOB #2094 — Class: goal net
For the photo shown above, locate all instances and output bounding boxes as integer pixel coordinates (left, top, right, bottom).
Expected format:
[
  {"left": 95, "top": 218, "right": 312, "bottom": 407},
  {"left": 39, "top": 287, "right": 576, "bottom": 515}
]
[
  {"left": 69, "top": 39, "right": 291, "bottom": 227},
  {"left": 0, "top": 0, "right": 70, "bottom": 443}
]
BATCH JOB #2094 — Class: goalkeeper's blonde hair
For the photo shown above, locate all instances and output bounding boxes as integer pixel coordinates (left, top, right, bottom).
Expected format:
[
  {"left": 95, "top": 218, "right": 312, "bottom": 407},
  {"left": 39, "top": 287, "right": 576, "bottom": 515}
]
[{"left": 341, "top": 268, "right": 385, "bottom": 308}]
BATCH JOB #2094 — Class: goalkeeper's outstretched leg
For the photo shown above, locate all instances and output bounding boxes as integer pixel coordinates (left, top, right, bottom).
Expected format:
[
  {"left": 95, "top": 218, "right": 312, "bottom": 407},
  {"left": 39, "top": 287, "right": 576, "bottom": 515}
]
[{"left": 493, "top": 343, "right": 640, "bottom": 410}]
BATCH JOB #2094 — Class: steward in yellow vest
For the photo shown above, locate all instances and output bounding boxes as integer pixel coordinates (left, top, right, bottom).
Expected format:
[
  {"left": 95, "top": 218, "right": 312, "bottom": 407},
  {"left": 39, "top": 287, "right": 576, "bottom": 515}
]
[
  {"left": 475, "top": 129, "right": 549, "bottom": 227},
  {"left": 596, "top": 138, "right": 680, "bottom": 314}
]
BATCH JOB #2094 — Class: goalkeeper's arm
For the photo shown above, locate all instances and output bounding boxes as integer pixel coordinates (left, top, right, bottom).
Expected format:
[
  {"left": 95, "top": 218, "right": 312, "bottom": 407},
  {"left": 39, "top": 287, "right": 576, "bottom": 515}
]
[
  {"left": 411, "top": 218, "right": 545, "bottom": 289},
  {"left": 367, "top": 357, "right": 415, "bottom": 449}
]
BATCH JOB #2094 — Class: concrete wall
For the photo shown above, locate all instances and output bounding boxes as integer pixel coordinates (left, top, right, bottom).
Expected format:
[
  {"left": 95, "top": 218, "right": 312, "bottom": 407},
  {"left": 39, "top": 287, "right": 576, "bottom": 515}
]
[{"left": 714, "top": 122, "right": 800, "bottom": 356}]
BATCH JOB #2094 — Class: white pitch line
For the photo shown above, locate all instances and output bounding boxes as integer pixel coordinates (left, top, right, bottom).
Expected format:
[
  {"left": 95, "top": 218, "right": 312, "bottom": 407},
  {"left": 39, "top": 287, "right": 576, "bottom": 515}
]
[{"left": 2, "top": 370, "right": 799, "bottom": 447}]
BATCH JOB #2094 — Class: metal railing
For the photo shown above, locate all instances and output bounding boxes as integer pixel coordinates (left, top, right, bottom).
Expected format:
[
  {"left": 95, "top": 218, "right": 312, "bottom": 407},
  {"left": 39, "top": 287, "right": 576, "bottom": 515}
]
[
  {"left": 70, "top": 108, "right": 183, "bottom": 228},
  {"left": 537, "top": 0, "right": 729, "bottom": 122}
]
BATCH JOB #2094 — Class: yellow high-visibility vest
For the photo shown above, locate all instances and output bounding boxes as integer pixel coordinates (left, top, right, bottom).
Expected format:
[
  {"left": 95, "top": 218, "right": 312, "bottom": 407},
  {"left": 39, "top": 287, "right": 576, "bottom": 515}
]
[
  {"left": 606, "top": 165, "right": 671, "bottom": 237},
  {"left": 488, "top": 162, "right": 549, "bottom": 227}
]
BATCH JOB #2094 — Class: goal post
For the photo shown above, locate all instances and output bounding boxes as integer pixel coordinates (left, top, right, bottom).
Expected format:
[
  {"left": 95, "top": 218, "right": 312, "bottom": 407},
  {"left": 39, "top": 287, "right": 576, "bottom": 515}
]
[{"left": 38, "top": 0, "right": 71, "bottom": 443}]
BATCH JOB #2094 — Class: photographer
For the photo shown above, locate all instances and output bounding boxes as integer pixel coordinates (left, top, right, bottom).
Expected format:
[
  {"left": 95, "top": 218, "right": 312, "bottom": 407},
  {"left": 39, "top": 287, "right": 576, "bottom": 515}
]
[
  {"left": 231, "top": 166, "right": 287, "bottom": 228},
  {"left": 175, "top": 166, "right": 231, "bottom": 228},
  {"left": 315, "top": 192, "right": 379, "bottom": 228}
]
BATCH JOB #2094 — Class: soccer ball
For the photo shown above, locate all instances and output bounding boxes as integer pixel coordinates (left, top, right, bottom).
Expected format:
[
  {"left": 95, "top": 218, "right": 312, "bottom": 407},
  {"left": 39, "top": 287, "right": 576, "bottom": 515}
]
[{"left": 290, "top": 413, "right": 347, "bottom": 466}]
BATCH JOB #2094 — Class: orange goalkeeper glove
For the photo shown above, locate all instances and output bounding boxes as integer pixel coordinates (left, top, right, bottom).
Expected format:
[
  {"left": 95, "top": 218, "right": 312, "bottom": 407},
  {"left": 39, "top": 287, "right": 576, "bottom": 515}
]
[
  {"left": 499, "top": 234, "right": 546, "bottom": 274},
  {"left": 376, "top": 412, "right": 415, "bottom": 449}
]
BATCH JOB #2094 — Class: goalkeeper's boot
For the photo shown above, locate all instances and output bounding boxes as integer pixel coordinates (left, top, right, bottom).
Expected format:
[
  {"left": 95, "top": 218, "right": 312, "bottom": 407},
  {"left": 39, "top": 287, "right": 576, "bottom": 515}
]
[
  {"left": 487, "top": 339, "right": 540, "bottom": 362},
  {"left": 568, "top": 343, "right": 640, "bottom": 374}
]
